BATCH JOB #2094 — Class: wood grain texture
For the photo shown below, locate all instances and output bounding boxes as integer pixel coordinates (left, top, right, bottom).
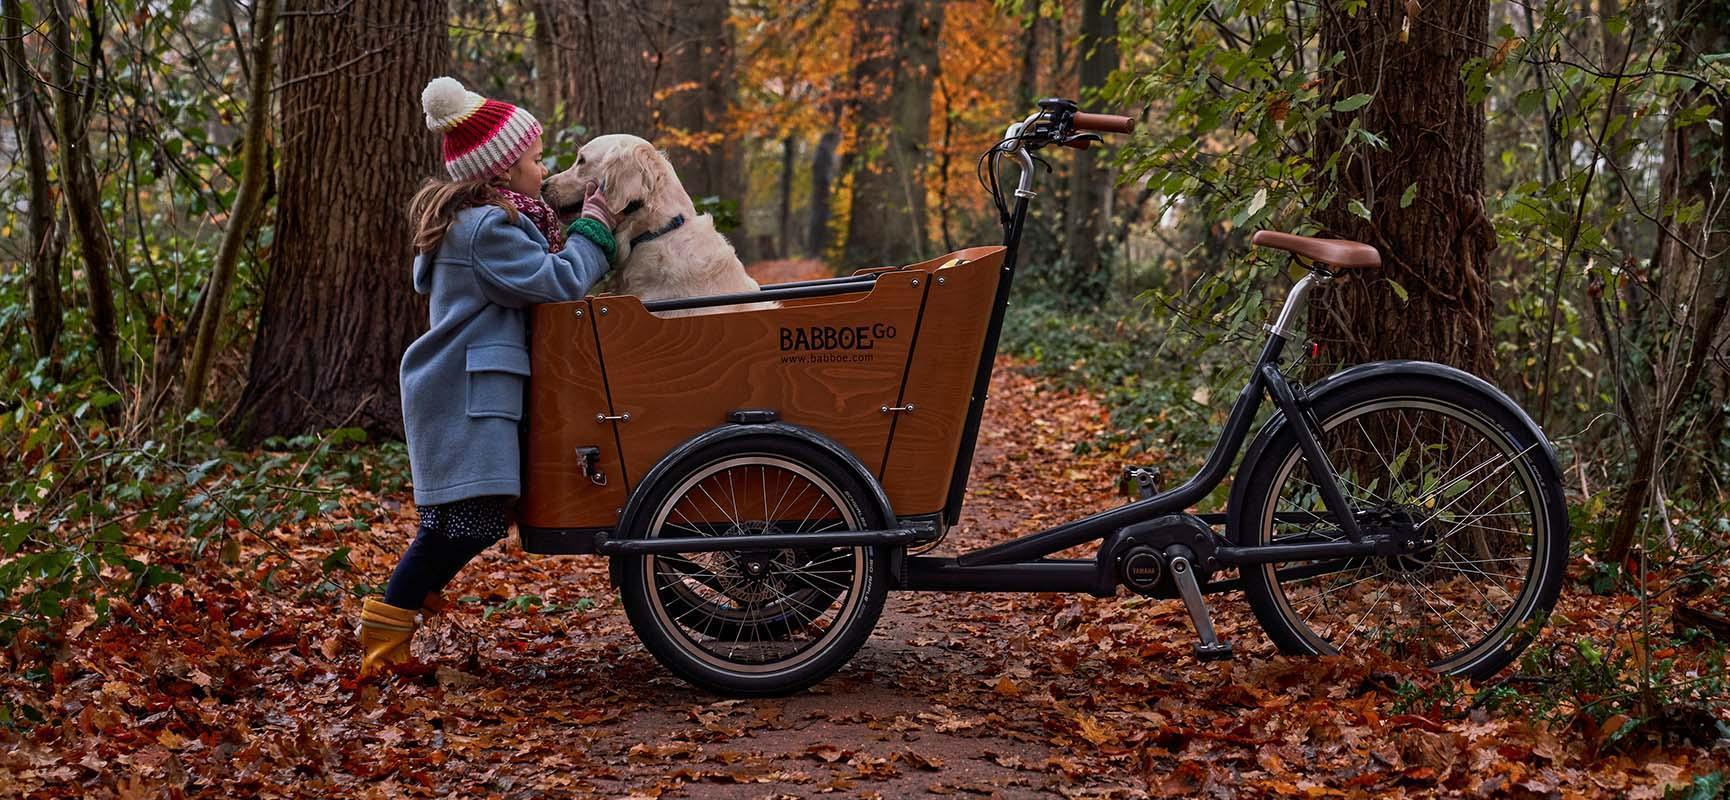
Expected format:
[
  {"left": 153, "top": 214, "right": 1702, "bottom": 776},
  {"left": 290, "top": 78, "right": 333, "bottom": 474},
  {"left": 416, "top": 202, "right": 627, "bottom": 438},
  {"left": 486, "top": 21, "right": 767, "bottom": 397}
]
[
  {"left": 879, "top": 248, "right": 1005, "bottom": 514},
  {"left": 520, "top": 300, "right": 631, "bottom": 529},
  {"left": 521, "top": 246, "right": 1007, "bottom": 528},
  {"left": 593, "top": 274, "right": 927, "bottom": 498}
]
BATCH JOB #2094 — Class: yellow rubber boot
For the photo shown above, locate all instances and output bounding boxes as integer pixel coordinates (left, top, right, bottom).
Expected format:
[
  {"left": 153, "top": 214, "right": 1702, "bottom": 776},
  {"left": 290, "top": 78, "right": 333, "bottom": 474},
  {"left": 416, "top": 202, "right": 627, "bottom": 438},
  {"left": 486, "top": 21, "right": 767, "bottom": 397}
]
[
  {"left": 421, "top": 591, "right": 450, "bottom": 615},
  {"left": 358, "top": 599, "right": 420, "bottom": 676}
]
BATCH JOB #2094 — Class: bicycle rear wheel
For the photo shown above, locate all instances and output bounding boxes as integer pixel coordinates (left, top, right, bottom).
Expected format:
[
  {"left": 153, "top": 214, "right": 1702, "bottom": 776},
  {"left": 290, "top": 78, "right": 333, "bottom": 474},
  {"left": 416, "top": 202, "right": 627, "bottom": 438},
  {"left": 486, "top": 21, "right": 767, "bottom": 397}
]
[{"left": 1236, "top": 372, "right": 1568, "bottom": 679}]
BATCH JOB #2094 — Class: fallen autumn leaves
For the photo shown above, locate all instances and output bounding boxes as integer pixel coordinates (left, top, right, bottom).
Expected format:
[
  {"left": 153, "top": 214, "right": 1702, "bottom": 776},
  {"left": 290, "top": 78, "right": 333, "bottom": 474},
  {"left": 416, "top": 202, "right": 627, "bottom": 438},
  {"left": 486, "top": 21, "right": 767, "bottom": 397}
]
[{"left": 4, "top": 359, "right": 1727, "bottom": 798}]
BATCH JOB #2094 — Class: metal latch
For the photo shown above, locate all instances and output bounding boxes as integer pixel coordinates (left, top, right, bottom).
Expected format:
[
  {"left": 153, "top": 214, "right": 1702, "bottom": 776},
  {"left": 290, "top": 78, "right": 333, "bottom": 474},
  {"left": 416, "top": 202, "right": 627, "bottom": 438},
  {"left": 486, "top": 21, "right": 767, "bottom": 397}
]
[
  {"left": 574, "top": 446, "right": 607, "bottom": 486},
  {"left": 880, "top": 404, "right": 915, "bottom": 415},
  {"left": 729, "top": 409, "right": 779, "bottom": 424}
]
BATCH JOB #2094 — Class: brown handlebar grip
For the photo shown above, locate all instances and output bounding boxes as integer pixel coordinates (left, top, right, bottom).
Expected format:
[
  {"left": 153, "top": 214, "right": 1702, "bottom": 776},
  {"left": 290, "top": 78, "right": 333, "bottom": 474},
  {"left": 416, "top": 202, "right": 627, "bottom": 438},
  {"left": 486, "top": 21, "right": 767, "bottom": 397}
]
[{"left": 1072, "top": 112, "right": 1136, "bottom": 134}]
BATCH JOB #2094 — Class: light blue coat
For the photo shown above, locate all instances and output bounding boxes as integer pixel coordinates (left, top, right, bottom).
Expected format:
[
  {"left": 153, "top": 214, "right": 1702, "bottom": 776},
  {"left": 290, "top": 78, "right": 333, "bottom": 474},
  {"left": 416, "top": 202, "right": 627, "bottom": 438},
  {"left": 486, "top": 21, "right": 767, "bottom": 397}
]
[{"left": 400, "top": 204, "right": 610, "bottom": 505}]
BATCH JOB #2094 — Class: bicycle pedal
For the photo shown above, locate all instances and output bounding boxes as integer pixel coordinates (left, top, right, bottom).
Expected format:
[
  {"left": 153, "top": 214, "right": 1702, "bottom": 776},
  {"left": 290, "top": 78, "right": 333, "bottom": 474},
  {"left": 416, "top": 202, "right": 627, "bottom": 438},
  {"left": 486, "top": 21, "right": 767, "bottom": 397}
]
[
  {"left": 1194, "top": 642, "right": 1234, "bottom": 661},
  {"left": 1119, "top": 466, "right": 1161, "bottom": 499}
]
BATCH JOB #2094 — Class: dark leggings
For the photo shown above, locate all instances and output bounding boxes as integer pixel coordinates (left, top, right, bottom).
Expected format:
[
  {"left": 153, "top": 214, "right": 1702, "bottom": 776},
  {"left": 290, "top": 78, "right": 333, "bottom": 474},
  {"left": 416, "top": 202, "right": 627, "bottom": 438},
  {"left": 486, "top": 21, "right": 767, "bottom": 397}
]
[{"left": 382, "top": 496, "right": 510, "bottom": 609}]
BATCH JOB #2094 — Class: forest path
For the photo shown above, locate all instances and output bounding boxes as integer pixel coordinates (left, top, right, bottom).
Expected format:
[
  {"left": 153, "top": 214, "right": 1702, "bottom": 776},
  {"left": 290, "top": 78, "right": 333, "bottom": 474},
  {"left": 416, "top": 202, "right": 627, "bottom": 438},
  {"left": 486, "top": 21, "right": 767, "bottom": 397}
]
[{"left": 4, "top": 260, "right": 1718, "bottom": 797}]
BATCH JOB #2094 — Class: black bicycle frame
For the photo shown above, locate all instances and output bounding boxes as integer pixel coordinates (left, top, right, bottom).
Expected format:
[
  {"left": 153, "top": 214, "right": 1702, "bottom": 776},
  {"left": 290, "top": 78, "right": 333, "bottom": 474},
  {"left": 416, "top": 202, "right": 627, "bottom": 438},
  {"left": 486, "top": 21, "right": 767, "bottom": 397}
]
[{"left": 896, "top": 146, "right": 1382, "bottom": 594}]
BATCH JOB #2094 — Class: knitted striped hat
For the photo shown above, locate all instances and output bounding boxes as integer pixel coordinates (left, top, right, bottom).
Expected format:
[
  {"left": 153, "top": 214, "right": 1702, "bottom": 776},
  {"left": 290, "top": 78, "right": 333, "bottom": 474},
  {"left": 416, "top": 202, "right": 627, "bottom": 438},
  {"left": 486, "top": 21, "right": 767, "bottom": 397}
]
[{"left": 420, "top": 77, "right": 542, "bottom": 182}]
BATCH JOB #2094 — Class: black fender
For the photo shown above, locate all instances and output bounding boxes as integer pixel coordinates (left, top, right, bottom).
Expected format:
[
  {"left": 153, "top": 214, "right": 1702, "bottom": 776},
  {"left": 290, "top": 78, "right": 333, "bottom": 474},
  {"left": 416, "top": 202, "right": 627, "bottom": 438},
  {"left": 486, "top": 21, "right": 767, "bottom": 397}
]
[
  {"left": 1226, "top": 359, "right": 1561, "bottom": 539},
  {"left": 605, "top": 421, "right": 895, "bottom": 584}
]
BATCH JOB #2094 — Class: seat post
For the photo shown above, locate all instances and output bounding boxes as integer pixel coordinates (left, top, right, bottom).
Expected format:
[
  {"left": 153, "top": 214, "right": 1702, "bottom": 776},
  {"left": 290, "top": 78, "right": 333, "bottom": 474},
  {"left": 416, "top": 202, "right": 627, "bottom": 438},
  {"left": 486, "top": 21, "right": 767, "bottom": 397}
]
[{"left": 1267, "top": 271, "right": 1329, "bottom": 340}]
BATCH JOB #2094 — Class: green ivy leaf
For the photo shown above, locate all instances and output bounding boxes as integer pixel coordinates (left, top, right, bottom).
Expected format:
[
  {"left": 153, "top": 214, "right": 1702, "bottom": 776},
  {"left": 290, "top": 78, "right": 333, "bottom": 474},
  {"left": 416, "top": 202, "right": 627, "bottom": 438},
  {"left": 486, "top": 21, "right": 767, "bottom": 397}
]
[
  {"left": 1358, "top": 129, "right": 1390, "bottom": 149},
  {"left": 1387, "top": 279, "right": 1409, "bottom": 303},
  {"left": 1348, "top": 199, "right": 1372, "bottom": 220},
  {"left": 320, "top": 547, "right": 353, "bottom": 574},
  {"left": 1333, "top": 93, "right": 1374, "bottom": 112},
  {"left": 1400, "top": 182, "right": 1418, "bottom": 209},
  {"left": 1515, "top": 88, "right": 1546, "bottom": 116}
]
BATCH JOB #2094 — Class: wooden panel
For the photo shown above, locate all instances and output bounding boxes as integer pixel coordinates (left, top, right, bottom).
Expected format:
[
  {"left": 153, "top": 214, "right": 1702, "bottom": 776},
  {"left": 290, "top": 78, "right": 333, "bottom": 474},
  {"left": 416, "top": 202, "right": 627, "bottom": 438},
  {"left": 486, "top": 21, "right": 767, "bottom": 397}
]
[
  {"left": 901, "top": 245, "right": 1006, "bottom": 273},
  {"left": 594, "top": 274, "right": 927, "bottom": 496},
  {"left": 521, "top": 299, "right": 631, "bottom": 529},
  {"left": 521, "top": 245, "right": 1005, "bottom": 528},
  {"left": 879, "top": 249, "right": 1006, "bottom": 515},
  {"left": 848, "top": 246, "right": 1000, "bottom": 277},
  {"left": 849, "top": 265, "right": 902, "bottom": 277}
]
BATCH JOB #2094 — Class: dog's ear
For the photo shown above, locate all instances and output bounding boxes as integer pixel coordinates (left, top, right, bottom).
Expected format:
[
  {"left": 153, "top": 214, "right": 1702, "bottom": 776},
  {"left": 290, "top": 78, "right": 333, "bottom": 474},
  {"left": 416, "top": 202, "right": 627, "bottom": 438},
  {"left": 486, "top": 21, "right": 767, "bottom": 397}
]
[{"left": 603, "top": 141, "right": 666, "bottom": 211}]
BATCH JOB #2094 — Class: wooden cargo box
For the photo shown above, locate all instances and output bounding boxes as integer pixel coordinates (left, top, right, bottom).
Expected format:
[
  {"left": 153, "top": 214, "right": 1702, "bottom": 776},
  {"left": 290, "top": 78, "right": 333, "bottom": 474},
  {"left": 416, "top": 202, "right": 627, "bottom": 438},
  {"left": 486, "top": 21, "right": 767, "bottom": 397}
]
[{"left": 520, "top": 246, "right": 1005, "bottom": 541}]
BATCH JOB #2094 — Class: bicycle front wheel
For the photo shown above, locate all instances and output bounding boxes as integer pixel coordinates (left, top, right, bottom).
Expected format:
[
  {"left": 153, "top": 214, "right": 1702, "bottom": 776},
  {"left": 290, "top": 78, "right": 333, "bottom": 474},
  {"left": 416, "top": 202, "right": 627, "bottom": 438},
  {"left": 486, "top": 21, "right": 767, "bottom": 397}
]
[
  {"left": 617, "top": 435, "right": 889, "bottom": 696},
  {"left": 1236, "top": 371, "right": 1569, "bottom": 679}
]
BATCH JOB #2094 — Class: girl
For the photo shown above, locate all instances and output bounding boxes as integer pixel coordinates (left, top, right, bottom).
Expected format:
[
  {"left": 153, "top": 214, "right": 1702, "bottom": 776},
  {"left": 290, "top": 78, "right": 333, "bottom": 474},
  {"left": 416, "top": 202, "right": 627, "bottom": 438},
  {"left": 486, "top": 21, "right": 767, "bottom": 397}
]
[{"left": 358, "top": 77, "right": 618, "bottom": 676}]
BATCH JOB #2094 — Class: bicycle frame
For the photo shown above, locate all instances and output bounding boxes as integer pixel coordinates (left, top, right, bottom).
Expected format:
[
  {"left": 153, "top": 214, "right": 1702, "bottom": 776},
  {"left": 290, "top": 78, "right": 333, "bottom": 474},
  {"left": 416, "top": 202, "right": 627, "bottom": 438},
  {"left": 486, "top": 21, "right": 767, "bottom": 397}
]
[{"left": 897, "top": 117, "right": 1383, "bottom": 596}]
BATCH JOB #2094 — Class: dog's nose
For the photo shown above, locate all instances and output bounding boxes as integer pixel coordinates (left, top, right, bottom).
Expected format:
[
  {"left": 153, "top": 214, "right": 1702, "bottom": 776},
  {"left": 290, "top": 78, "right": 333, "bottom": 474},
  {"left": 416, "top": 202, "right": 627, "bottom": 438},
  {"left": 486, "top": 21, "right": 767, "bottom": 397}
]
[{"left": 540, "top": 178, "right": 552, "bottom": 195}]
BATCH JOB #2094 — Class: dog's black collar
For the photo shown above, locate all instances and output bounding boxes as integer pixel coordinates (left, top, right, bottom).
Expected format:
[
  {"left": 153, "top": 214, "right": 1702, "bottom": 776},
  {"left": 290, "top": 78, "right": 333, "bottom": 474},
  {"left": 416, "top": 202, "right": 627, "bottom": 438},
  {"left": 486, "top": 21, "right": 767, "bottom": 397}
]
[
  {"left": 630, "top": 214, "right": 686, "bottom": 248},
  {"left": 620, "top": 198, "right": 645, "bottom": 216}
]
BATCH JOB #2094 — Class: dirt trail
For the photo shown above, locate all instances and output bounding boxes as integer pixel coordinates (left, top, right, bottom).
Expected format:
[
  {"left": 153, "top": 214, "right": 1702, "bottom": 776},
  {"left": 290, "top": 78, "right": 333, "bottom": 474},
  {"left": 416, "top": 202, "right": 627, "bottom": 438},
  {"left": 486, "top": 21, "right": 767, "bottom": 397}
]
[
  {"left": 7, "top": 303, "right": 1723, "bottom": 796},
  {"left": 403, "top": 365, "right": 1139, "bottom": 798}
]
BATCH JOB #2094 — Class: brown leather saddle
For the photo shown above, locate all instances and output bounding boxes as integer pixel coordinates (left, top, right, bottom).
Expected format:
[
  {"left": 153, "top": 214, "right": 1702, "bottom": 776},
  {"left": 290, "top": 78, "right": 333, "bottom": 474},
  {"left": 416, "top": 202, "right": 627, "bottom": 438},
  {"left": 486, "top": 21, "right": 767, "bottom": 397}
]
[{"left": 1250, "top": 231, "right": 1380, "bottom": 271}]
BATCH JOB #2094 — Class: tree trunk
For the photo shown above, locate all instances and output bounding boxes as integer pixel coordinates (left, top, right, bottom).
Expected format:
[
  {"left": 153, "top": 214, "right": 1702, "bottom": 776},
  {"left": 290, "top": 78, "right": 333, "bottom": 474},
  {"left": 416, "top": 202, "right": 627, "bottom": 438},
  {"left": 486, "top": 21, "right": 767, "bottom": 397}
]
[
  {"left": 841, "top": 0, "right": 942, "bottom": 268},
  {"left": 530, "top": 0, "right": 654, "bottom": 136},
  {"left": 1016, "top": 7, "right": 1044, "bottom": 107},
  {"left": 232, "top": 0, "right": 447, "bottom": 442},
  {"left": 531, "top": 0, "right": 733, "bottom": 188},
  {"left": 531, "top": 0, "right": 739, "bottom": 255},
  {"left": 778, "top": 134, "right": 796, "bottom": 256},
  {"left": 936, "top": 75, "right": 956, "bottom": 253},
  {"left": 184, "top": 0, "right": 278, "bottom": 412},
  {"left": 1307, "top": 0, "right": 1495, "bottom": 376},
  {"left": 4, "top": 0, "right": 64, "bottom": 366},
  {"left": 47, "top": 0, "right": 122, "bottom": 388},
  {"left": 658, "top": 0, "right": 734, "bottom": 198},
  {"left": 1063, "top": 0, "right": 1118, "bottom": 291},
  {"left": 808, "top": 127, "right": 841, "bottom": 260}
]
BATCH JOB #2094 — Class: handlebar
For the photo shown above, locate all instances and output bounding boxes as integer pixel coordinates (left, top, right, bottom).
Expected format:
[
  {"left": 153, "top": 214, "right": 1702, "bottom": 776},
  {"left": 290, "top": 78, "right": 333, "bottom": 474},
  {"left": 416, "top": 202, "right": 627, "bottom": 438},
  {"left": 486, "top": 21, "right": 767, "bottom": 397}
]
[
  {"left": 1004, "top": 99, "right": 1136, "bottom": 152},
  {"left": 1072, "top": 112, "right": 1136, "bottom": 134},
  {"left": 990, "top": 99, "right": 1135, "bottom": 212}
]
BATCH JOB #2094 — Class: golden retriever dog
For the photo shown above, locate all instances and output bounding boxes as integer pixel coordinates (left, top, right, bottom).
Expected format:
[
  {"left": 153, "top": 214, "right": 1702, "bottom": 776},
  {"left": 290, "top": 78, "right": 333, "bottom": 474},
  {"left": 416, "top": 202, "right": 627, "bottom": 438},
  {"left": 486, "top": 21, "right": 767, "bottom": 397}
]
[{"left": 542, "top": 134, "right": 771, "bottom": 316}]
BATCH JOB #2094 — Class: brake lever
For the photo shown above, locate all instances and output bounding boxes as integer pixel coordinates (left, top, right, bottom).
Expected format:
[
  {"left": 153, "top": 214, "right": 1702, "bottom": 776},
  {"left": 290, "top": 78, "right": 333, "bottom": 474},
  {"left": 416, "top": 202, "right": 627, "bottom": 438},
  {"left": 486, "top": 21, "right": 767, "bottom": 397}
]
[{"left": 1059, "top": 132, "right": 1104, "bottom": 150}]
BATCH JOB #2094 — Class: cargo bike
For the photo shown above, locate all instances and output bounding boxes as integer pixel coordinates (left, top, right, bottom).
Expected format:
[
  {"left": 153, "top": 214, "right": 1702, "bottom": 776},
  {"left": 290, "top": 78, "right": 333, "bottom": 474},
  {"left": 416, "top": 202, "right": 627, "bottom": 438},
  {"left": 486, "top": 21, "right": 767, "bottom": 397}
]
[{"left": 517, "top": 100, "right": 1569, "bottom": 696}]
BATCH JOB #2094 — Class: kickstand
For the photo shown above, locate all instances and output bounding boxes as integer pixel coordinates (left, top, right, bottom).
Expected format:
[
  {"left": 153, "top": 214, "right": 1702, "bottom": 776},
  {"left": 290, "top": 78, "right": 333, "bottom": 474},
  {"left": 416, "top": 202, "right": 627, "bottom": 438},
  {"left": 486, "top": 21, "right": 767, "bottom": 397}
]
[{"left": 1168, "top": 552, "right": 1234, "bottom": 661}]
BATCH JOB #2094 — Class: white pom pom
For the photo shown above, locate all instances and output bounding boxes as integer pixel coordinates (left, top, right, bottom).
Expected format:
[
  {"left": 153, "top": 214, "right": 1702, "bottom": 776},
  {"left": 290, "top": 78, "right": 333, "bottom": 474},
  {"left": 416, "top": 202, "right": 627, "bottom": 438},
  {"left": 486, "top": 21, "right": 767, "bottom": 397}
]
[{"left": 421, "top": 76, "right": 475, "bottom": 131}]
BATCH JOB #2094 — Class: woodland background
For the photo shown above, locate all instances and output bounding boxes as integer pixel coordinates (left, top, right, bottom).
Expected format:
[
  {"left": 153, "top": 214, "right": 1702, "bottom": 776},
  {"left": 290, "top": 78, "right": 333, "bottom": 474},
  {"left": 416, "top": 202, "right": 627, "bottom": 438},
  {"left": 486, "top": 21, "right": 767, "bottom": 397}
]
[{"left": 1, "top": 0, "right": 1728, "bottom": 794}]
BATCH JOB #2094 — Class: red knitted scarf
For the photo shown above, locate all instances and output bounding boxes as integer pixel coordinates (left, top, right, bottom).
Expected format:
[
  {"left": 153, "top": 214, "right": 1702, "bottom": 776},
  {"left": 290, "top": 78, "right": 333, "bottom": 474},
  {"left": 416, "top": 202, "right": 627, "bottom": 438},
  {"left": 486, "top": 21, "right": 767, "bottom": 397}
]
[{"left": 493, "top": 186, "right": 567, "bottom": 252}]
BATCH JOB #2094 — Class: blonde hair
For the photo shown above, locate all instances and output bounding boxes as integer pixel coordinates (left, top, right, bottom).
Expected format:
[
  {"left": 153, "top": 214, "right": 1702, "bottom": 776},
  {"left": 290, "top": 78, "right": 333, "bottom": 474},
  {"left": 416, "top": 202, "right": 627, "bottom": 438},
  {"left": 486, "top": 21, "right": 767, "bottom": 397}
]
[{"left": 407, "top": 176, "right": 518, "bottom": 253}]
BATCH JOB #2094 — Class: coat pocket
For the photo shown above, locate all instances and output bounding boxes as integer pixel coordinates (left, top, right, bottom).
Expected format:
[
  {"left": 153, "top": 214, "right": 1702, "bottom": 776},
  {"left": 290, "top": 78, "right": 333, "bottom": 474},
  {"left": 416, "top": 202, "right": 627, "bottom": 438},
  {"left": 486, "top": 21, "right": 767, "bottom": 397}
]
[{"left": 465, "top": 342, "right": 532, "bottom": 421}]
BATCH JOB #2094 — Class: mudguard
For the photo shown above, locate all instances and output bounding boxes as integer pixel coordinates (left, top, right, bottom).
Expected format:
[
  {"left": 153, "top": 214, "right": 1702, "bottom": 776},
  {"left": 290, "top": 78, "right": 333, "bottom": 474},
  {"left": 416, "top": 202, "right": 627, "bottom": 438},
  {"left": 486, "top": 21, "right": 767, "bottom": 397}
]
[
  {"left": 1226, "top": 359, "right": 1561, "bottom": 538},
  {"left": 605, "top": 421, "right": 896, "bottom": 585}
]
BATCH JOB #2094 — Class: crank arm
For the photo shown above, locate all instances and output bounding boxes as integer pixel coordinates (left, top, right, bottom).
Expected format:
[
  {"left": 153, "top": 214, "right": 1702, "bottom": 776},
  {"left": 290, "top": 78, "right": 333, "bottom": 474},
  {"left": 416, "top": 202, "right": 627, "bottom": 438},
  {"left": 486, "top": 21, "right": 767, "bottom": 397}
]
[{"left": 1168, "top": 550, "right": 1233, "bottom": 661}]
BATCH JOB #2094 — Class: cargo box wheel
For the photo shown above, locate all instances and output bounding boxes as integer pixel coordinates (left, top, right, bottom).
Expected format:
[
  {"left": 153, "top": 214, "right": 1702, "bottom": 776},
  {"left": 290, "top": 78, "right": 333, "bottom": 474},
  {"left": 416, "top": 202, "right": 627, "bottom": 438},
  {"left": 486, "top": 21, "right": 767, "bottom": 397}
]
[{"left": 617, "top": 435, "right": 889, "bottom": 696}]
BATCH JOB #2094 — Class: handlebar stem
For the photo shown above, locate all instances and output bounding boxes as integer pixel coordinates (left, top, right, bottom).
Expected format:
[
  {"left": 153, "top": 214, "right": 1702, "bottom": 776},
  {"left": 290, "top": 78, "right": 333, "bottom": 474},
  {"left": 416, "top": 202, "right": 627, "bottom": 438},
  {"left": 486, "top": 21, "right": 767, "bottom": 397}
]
[
  {"left": 1011, "top": 148, "right": 1037, "bottom": 198},
  {"left": 1002, "top": 109, "right": 1045, "bottom": 198}
]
